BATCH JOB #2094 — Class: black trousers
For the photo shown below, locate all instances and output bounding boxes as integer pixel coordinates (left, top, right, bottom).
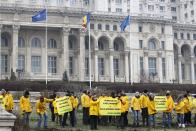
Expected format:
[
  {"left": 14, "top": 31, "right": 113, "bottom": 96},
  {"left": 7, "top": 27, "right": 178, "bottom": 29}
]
[
  {"left": 194, "top": 114, "right": 196, "bottom": 126},
  {"left": 117, "top": 113, "right": 125, "bottom": 129},
  {"left": 50, "top": 106, "right": 55, "bottom": 122},
  {"left": 83, "top": 107, "right": 89, "bottom": 125},
  {"left": 90, "top": 115, "right": 98, "bottom": 130},
  {"left": 62, "top": 112, "right": 68, "bottom": 127},
  {"left": 184, "top": 111, "right": 192, "bottom": 124},
  {"left": 141, "top": 107, "right": 148, "bottom": 126},
  {"left": 70, "top": 109, "right": 75, "bottom": 127},
  {"left": 124, "top": 111, "right": 128, "bottom": 127}
]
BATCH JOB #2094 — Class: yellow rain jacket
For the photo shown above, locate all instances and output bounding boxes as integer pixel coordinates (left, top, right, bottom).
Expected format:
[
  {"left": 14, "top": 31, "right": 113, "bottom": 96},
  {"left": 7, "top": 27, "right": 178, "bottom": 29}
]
[
  {"left": 36, "top": 98, "right": 53, "bottom": 114},
  {"left": 19, "top": 96, "right": 32, "bottom": 113},
  {"left": 52, "top": 100, "right": 58, "bottom": 114},
  {"left": 89, "top": 99, "right": 99, "bottom": 116},
  {"left": 183, "top": 98, "right": 191, "bottom": 113},
  {"left": 140, "top": 94, "right": 148, "bottom": 108},
  {"left": 82, "top": 94, "right": 90, "bottom": 108},
  {"left": 81, "top": 93, "right": 85, "bottom": 107},
  {"left": 175, "top": 100, "right": 185, "bottom": 114},
  {"left": 164, "top": 96, "right": 175, "bottom": 113},
  {"left": 131, "top": 97, "right": 141, "bottom": 111},
  {"left": 120, "top": 96, "right": 129, "bottom": 112},
  {"left": 147, "top": 99, "right": 156, "bottom": 115},
  {"left": 73, "top": 97, "right": 79, "bottom": 109},
  {"left": 3, "top": 93, "right": 14, "bottom": 111},
  {"left": 192, "top": 98, "right": 196, "bottom": 114}
]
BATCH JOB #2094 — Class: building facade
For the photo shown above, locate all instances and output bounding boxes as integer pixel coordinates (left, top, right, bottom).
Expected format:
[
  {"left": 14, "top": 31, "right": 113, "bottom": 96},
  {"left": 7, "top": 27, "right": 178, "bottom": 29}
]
[{"left": 0, "top": 0, "right": 195, "bottom": 84}]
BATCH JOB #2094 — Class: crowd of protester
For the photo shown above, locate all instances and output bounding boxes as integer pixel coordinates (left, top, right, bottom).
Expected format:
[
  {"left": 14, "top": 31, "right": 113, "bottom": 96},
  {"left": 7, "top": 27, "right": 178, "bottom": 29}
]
[{"left": 1, "top": 88, "right": 196, "bottom": 130}]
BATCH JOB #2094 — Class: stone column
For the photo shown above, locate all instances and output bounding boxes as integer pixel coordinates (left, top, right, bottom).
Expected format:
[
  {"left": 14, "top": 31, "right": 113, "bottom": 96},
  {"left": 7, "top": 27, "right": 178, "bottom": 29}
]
[
  {"left": 12, "top": 25, "right": 20, "bottom": 73},
  {"left": 191, "top": 56, "right": 195, "bottom": 84},
  {"left": 144, "top": 52, "right": 148, "bottom": 77},
  {"left": 79, "top": 31, "right": 85, "bottom": 81},
  {"left": 94, "top": 51, "right": 98, "bottom": 82},
  {"left": 62, "top": 27, "right": 70, "bottom": 79},
  {"left": 109, "top": 50, "right": 114, "bottom": 82},
  {"left": 178, "top": 56, "right": 182, "bottom": 84},
  {"left": 158, "top": 52, "right": 163, "bottom": 83},
  {"left": 125, "top": 52, "right": 129, "bottom": 83}
]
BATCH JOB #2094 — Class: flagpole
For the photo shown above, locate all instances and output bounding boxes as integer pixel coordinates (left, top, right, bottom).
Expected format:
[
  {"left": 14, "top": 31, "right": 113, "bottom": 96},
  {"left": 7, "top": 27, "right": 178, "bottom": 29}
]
[
  {"left": 45, "top": 5, "right": 48, "bottom": 87},
  {"left": 88, "top": 21, "right": 91, "bottom": 90}
]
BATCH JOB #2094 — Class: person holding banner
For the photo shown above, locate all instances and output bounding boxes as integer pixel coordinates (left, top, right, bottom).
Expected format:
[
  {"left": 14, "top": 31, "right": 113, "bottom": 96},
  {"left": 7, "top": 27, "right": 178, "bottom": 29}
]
[
  {"left": 147, "top": 93, "right": 156, "bottom": 127},
  {"left": 162, "top": 91, "right": 175, "bottom": 128},
  {"left": 53, "top": 96, "right": 62, "bottom": 126},
  {"left": 89, "top": 95, "right": 99, "bottom": 130},
  {"left": 140, "top": 90, "right": 149, "bottom": 126},
  {"left": 175, "top": 95, "right": 185, "bottom": 128},
  {"left": 131, "top": 92, "right": 141, "bottom": 127},
  {"left": 36, "top": 96, "right": 53, "bottom": 128}
]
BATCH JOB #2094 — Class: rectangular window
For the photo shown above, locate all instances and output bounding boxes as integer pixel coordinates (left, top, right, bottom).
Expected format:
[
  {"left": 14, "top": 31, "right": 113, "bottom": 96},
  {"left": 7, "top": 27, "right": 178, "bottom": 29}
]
[
  {"left": 162, "top": 58, "right": 166, "bottom": 78},
  {"left": 172, "top": 16, "right": 177, "bottom": 21},
  {"left": 48, "top": 56, "right": 57, "bottom": 74},
  {"left": 139, "top": 25, "right": 143, "bottom": 32},
  {"left": 85, "top": 57, "right": 89, "bottom": 76},
  {"left": 113, "top": 58, "right": 119, "bottom": 76},
  {"left": 187, "top": 33, "right": 190, "bottom": 40},
  {"left": 161, "top": 27, "right": 165, "bottom": 34},
  {"left": 1, "top": 55, "right": 8, "bottom": 74},
  {"left": 98, "top": 58, "right": 104, "bottom": 75},
  {"left": 193, "top": 34, "right": 196, "bottom": 40},
  {"left": 171, "top": 7, "right": 176, "bottom": 12},
  {"left": 116, "top": 8, "right": 122, "bottom": 12},
  {"left": 160, "top": 6, "right": 165, "bottom": 12},
  {"left": 182, "top": 64, "right": 185, "bottom": 80},
  {"left": 181, "top": 33, "right": 184, "bottom": 39},
  {"left": 139, "top": 40, "right": 143, "bottom": 49},
  {"left": 139, "top": 4, "right": 143, "bottom": 11},
  {"left": 31, "top": 56, "right": 41, "bottom": 73},
  {"left": 148, "top": 5, "right": 154, "bottom": 11},
  {"left": 174, "top": 32, "right": 178, "bottom": 39},
  {"left": 69, "top": 57, "right": 73, "bottom": 75},
  {"left": 115, "top": 0, "right": 122, "bottom": 4},
  {"left": 113, "top": 25, "right": 117, "bottom": 31},
  {"left": 161, "top": 41, "right": 165, "bottom": 50},
  {"left": 105, "top": 24, "right": 110, "bottom": 31},
  {"left": 18, "top": 55, "right": 25, "bottom": 71},
  {"left": 140, "top": 57, "right": 144, "bottom": 76},
  {"left": 148, "top": 57, "right": 156, "bottom": 76},
  {"left": 90, "top": 24, "right": 94, "bottom": 29},
  {"left": 98, "top": 24, "right": 102, "bottom": 30}
]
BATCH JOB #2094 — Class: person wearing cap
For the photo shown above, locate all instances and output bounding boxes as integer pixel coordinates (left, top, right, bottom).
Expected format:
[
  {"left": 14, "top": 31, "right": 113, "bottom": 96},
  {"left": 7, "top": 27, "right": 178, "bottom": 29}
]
[
  {"left": 140, "top": 89, "right": 149, "bottom": 126},
  {"left": 147, "top": 93, "right": 156, "bottom": 127},
  {"left": 19, "top": 90, "right": 32, "bottom": 126},
  {"left": 2, "top": 89, "right": 14, "bottom": 113},
  {"left": 36, "top": 96, "right": 53, "bottom": 128},
  {"left": 162, "top": 91, "right": 175, "bottom": 128},
  {"left": 131, "top": 92, "right": 141, "bottom": 127},
  {"left": 175, "top": 95, "right": 185, "bottom": 128}
]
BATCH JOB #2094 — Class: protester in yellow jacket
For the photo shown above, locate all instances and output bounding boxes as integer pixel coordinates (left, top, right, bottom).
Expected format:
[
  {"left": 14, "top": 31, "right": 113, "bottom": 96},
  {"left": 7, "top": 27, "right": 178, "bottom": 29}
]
[
  {"left": 175, "top": 95, "right": 185, "bottom": 128},
  {"left": 19, "top": 90, "right": 32, "bottom": 126},
  {"left": 147, "top": 93, "right": 156, "bottom": 127},
  {"left": 120, "top": 91, "right": 129, "bottom": 127},
  {"left": 183, "top": 93, "right": 192, "bottom": 125},
  {"left": 52, "top": 96, "right": 63, "bottom": 125},
  {"left": 36, "top": 96, "right": 53, "bottom": 128},
  {"left": 2, "top": 89, "right": 14, "bottom": 113},
  {"left": 162, "top": 90, "right": 174, "bottom": 128},
  {"left": 81, "top": 90, "right": 90, "bottom": 125},
  {"left": 192, "top": 95, "right": 196, "bottom": 126},
  {"left": 140, "top": 90, "right": 149, "bottom": 126},
  {"left": 89, "top": 95, "right": 99, "bottom": 130},
  {"left": 131, "top": 92, "right": 141, "bottom": 126}
]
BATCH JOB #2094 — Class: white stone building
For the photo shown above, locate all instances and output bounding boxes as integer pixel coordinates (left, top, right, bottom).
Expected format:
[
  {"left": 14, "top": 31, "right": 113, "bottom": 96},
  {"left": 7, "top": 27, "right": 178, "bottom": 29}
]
[{"left": 0, "top": 0, "right": 195, "bottom": 84}]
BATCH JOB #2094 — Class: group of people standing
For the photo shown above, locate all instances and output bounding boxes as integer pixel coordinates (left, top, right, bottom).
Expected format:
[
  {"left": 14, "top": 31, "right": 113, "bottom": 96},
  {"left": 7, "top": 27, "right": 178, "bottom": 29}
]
[{"left": 1, "top": 88, "right": 196, "bottom": 130}]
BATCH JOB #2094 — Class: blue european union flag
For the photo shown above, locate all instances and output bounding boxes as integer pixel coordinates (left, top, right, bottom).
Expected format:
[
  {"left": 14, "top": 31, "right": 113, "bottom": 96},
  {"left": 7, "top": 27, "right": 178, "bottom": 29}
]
[
  {"left": 32, "top": 9, "right": 47, "bottom": 22},
  {"left": 120, "top": 15, "right": 131, "bottom": 32}
]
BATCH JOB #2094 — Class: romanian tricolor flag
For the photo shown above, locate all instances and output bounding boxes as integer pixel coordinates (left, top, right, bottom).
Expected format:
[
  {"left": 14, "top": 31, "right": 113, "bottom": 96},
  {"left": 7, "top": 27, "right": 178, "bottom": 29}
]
[{"left": 82, "top": 13, "right": 91, "bottom": 28}]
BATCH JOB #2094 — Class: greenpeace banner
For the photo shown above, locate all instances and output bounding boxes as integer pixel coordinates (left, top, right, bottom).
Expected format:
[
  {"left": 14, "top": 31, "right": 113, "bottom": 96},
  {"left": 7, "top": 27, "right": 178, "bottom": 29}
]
[
  {"left": 154, "top": 96, "right": 167, "bottom": 111},
  {"left": 55, "top": 96, "right": 72, "bottom": 115},
  {"left": 99, "top": 97, "right": 121, "bottom": 116}
]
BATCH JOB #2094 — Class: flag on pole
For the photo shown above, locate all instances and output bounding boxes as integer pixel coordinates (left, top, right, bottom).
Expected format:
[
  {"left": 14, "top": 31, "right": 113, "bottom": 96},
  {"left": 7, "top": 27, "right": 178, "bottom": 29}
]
[
  {"left": 82, "top": 13, "right": 91, "bottom": 28},
  {"left": 32, "top": 9, "right": 47, "bottom": 22},
  {"left": 120, "top": 15, "right": 131, "bottom": 32}
]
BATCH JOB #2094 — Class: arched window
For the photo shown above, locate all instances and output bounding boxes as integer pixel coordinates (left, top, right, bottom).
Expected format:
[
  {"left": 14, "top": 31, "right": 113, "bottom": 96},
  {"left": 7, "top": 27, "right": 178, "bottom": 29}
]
[
  {"left": 148, "top": 39, "right": 156, "bottom": 50},
  {"left": 1, "top": 36, "right": 8, "bottom": 47},
  {"left": 98, "top": 41, "right": 104, "bottom": 50},
  {"left": 48, "top": 39, "right": 57, "bottom": 48},
  {"left": 31, "top": 37, "right": 41, "bottom": 48},
  {"left": 114, "top": 42, "right": 119, "bottom": 51},
  {"left": 18, "top": 37, "right": 25, "bottom": 48}
]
